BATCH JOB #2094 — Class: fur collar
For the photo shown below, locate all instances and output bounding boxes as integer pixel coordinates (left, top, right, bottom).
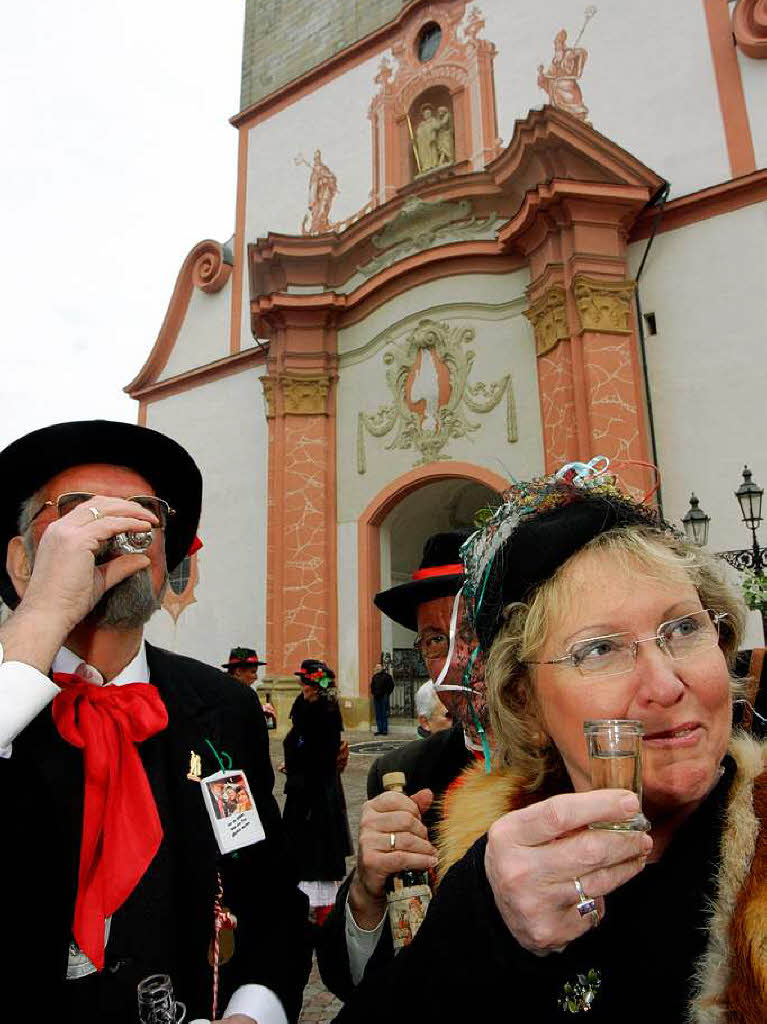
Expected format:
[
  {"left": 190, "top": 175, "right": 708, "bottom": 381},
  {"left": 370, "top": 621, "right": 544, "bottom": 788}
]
[{"left": 436, "top": 733, "right": 767, "bottom": 1023}]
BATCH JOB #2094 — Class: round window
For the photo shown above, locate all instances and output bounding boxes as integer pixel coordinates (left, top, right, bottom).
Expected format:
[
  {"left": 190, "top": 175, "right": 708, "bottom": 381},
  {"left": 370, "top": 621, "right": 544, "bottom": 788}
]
[{"left": 417, "top": 22, "right": 441, "bottom": 63}]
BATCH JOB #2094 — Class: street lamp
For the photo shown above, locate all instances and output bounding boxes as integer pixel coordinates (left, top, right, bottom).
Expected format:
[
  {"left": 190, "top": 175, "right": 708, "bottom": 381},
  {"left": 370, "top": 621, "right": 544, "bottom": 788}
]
[
  {"left": 682, "top": 493, "right": 710, "bottom": 547},
  {"left": 735, "top": 466, "right": 764, "bottom": 534}
]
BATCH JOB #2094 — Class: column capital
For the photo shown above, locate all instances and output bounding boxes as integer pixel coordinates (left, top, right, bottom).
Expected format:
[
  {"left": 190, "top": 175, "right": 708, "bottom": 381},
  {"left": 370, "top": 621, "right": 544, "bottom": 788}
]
[
  {"left": 573, "top": 276, "right": 636, "bottom": 335},
  {"left": 260, "top": 373, "right": 335, "bottom": 418},
  {"left": 524, "top": 285, "right": 570, "bottom": 357}
]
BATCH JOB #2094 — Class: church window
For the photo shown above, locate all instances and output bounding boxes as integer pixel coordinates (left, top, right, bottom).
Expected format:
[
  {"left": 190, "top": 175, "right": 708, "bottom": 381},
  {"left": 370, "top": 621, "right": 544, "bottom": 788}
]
[{"left": 416, "top": 22, "right": 441, "bottom": 63}]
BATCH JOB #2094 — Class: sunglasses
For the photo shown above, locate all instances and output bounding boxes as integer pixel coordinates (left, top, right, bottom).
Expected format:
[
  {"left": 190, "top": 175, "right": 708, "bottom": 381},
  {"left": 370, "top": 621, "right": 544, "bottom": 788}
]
[{"left": 31, "top": 492, "right": 175, "bottom": 529}]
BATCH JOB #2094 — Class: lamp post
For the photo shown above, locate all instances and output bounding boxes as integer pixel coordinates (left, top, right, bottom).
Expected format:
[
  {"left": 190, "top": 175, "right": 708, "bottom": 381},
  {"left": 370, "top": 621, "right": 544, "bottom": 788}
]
[
  {"left": 682, "top": 493, "right": 710, "bottom": 547},
  {"left": 700, "top": 467, "right": 767, "bottom": 643}
]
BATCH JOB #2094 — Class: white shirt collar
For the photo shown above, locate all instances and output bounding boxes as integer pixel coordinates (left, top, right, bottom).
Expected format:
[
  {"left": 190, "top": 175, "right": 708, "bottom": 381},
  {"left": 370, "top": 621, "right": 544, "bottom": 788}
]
[{"left": 52, "top": 638, "right": 149, "bottom": 686}]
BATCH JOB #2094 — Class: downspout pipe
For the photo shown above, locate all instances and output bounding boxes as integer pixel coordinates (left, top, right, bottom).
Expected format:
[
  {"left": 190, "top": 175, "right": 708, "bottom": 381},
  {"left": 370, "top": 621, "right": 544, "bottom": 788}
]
[{"left": 634, "top": 181, "right": 671, "bottom": 518}]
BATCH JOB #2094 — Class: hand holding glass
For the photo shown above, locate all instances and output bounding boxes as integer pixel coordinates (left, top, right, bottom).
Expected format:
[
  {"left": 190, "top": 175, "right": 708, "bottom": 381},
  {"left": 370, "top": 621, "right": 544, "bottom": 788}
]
[{"left": 584, "top": 720, "right": 650, "bottom": 831}]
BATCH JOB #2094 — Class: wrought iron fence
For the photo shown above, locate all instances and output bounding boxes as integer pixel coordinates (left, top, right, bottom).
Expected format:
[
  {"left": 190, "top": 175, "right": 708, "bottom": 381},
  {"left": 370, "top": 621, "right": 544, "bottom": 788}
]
[{"left": 389, "top": 648, "right": 428, "bottom": 718}]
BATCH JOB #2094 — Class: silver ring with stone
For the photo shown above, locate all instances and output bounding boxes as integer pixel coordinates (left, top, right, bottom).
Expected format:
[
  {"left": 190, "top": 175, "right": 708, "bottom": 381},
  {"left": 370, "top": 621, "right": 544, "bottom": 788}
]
[
  {"left": 573, "top": 876, "right": 598, "bottom": 921},
  {"left": 390, "top": 832, "right": 396, "bottom": 851},
  {"left": 88, "top": 506, "right": 102, "bottom": 521}
]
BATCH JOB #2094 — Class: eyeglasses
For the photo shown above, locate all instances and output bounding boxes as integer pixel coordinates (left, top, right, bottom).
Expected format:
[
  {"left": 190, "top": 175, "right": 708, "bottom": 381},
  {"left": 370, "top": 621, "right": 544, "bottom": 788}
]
[
  {"left": 31, "top": 492, "right": 175, "bottom": 529},
  {"left": 525, "top": 609, "right": 727, "bottom": 679}
]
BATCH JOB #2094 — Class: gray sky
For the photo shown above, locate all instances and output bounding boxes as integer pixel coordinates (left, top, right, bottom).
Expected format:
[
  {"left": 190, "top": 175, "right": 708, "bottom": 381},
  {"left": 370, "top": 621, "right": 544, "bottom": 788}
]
[{"left": 0, "top": 1, "right": 245, "bottom": 449}]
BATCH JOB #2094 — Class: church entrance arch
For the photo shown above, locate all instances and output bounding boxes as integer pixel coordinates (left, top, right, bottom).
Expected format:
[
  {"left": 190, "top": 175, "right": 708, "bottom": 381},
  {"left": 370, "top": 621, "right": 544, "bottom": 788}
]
[{"left": 357, "top": 462, "right": 508, "bottom": 699}]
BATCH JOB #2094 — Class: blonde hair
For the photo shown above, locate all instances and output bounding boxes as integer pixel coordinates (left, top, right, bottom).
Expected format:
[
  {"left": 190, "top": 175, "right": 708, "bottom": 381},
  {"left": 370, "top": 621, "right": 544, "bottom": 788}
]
[{"left": 485, "top": 527, "right": 747, "bottom": 793}]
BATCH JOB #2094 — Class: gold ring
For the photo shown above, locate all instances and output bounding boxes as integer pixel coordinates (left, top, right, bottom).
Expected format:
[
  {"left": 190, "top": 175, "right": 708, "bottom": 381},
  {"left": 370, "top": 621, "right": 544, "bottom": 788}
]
[
  {"left": 88, "top": 506, "right": 101, "bottom": 521},
  {"left": 390, "top": 832, "right": 396, "bottom": 851}
]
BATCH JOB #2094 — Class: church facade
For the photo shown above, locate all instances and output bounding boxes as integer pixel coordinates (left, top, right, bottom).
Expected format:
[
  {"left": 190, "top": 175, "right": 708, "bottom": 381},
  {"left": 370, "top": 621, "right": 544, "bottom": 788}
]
[{"left": 128, "top": 0, "right": 767, "bottom": 726}]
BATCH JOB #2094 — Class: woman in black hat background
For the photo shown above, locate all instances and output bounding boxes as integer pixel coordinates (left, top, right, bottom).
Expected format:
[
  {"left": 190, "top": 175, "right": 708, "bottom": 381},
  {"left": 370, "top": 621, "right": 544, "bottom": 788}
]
[{"left": 282, "top": 659, "right": 352, "bottom": 926}]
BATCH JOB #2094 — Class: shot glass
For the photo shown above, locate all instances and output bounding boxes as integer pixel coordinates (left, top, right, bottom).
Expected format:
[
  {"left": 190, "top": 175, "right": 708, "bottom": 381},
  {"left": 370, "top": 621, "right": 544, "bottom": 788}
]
[
  {"left": 583, "top": 719, "right": 650, "bottom": 832},
  {"left": 137, "top": 974, "right": 186, "bottom": 1024}
]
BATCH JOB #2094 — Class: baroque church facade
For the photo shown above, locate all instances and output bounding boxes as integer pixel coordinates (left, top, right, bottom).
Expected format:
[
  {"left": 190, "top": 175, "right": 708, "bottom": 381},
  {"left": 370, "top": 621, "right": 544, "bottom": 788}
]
[{"left": 128, "top": 0, "right": 767, "bottom": 727}]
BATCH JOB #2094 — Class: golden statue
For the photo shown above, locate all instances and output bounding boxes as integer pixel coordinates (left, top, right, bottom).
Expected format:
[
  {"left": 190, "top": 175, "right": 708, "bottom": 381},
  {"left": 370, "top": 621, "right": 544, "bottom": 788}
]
[{"left": 436, "top": 107, "right": 454, "bottom": 166}]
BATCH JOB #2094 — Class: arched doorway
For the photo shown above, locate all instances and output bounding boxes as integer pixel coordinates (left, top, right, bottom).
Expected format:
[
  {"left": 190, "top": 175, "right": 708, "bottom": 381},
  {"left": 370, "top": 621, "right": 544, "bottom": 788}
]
[
  {"left": 380, "top": 477, "right": 499, "bottom": 718},
  {"left": 357, "top": 462, "right": 509, "bottom": 698}
]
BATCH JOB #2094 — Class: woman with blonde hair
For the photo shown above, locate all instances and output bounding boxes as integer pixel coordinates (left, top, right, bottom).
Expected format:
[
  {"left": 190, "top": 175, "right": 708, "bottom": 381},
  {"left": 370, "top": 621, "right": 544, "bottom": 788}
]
[{"left": 334, "top": 464, "right": 766, "bottom": 1023}]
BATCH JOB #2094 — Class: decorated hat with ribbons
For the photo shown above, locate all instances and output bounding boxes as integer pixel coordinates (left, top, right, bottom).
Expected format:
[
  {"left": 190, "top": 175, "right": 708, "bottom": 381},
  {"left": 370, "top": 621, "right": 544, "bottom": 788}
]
[
  {"left": 460, "top": 457, "right": 669, "bottom": 652},
  {"left": 295, "top": 659, "right": 336, "bottom": 690}
]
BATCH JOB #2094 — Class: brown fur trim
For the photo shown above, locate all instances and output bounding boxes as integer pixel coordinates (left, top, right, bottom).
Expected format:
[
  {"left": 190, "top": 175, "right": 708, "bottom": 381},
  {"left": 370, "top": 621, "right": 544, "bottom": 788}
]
[
  {"left": 435, "top": 761, "right": 526, "bottom": 882},
  {"left": 726, "top": 759, "right": 767, "bottom": 1020},
  {"left": 688, "top": 733, "right": 767, "bottom": 1024}
]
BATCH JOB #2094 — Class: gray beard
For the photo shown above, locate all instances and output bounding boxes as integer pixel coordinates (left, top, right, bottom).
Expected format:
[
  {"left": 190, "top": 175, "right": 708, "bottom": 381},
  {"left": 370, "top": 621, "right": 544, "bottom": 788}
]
[{"left": 90, "top": 569, "right": 166, "bottom": 630}]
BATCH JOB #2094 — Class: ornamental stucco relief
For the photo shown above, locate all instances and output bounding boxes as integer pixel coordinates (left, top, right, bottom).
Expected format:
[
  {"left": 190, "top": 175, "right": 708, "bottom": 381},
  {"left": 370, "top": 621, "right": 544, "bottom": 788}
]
[
  {"left": 524, "top": 286, "right": 570, "bottom": 356},
  {"left": 573, "top": 276, "right": 635, "bottom": 334},
  {"left": 537, "top": 6, "right": 597, "bottom": 122},
  {"left": 356, "top": 318, "right": 515, "bottom": 473},
  {"left": 260, "top": 375, "right": 332, "bottom": 416}
]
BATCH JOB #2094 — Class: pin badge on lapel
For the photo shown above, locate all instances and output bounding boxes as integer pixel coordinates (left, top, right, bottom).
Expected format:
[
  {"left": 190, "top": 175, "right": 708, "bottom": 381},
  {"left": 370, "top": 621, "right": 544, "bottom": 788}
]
[{"left": 187, "top": 750, "right": 202, "bottom": 782}]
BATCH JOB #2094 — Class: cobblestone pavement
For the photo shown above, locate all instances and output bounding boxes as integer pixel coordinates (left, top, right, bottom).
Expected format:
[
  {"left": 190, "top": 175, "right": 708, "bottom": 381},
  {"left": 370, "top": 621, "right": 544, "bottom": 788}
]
[{"left": 268, "top": 727, "right": 411, "bottom": 1023}]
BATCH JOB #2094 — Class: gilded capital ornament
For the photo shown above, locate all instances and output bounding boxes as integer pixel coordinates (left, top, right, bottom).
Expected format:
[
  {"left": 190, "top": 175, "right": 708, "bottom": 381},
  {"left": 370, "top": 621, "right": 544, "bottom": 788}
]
[
  {"left": 573, "top": 276, "right": 635, "bottom": 334},
  {"left": 524, "top": 286, "right": 570, "bottom": 356},
  {"left": 282, "top": 375, "right": 331, "bottom": 415}
]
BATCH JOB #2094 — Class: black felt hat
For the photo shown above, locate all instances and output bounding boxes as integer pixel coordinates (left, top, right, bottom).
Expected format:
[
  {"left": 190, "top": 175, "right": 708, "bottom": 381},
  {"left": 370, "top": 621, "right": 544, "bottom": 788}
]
[
  {"left": 465, "top": 487, "right": 666, "bottom": 652},
  {"left": 222, "top": 647, "right": 267, "bottom": 669},
  {"left": 0, "top": 419, "right": 203, "bottom": 609},
  {"left": 374, "top": 529, "right": 471, "bottom": 633}
]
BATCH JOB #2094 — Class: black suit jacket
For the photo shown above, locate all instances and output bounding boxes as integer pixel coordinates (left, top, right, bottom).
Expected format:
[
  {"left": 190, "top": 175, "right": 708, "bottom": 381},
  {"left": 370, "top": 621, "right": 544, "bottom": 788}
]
[
  {"left": 315, "top": 724, "right": 472, "bottom": 1000},
  {"left": 0, "top": 643, "right": 311, "bottom": 1022}
]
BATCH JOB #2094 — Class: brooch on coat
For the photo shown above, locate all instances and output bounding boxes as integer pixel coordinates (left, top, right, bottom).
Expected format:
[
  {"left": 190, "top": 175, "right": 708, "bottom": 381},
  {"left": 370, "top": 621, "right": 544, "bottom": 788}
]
[{"left": 558, "top": 969, "right": 601, "bottom": 1014}]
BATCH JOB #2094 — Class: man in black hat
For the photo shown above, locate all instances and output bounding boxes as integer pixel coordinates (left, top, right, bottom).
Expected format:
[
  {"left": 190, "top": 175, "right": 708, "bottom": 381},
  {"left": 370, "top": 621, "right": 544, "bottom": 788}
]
[
  {"left": 0, "top": 420, "right": 310, "bottom": 1023},
  {"left": 222, "top": 646, "right": 267, "bottom": 688},
  {"left": 316, "top": 529, "right": 480, "bottom": 998}
]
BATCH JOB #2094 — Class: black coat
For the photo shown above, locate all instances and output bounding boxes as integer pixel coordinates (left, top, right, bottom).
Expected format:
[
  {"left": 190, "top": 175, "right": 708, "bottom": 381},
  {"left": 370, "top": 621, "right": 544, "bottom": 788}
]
[
  {"left": 316, "top": 724, "right": 473, "bottom": 1000},
  {"left": 332, "top": 759, "right": 735, "bottom": 1024},
  {"left": 283, "top": 694, "right": 352, "bottom": 882},
  {"left": 0, "top": 643, "right": 311, "bottom": 1022},
  {"left": 370, "top": 671, "right": 394, "bottom": 699}
]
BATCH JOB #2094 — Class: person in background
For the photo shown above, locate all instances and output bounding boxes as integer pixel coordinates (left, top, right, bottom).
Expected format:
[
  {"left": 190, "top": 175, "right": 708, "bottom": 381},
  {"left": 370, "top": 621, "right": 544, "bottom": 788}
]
[
  {"left": 317, "top": 530, "right": 482, "bottom": 999},
  {"left": 282, "top": 659, "right": 352, "bottom": 927},
  {"left": 414, "top": 680, "right": 452, "bottom": 739},
  {"left": 222, "top": 646, "right": 276, "bottom": 729},
  {"left": 0, "top": 419, "right": 310, "bottom": 1023},
  {"left": 370, "top": 662, "right": 394, "bottom": 736}
]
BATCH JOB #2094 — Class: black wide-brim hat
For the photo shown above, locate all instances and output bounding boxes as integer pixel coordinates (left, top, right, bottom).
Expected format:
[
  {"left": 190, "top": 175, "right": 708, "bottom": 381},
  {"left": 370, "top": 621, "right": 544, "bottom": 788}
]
[
  {"left": 470, "top": 491, "right": 665, "bottom": 652},
  {"left": 0, "top": 419, "right": 202, "bottom": 608},
  {"left": 222, "top": 647, "right": 267, "bottom": 669},
  {"left": 295, "top": 659, "right": 335, "bottom": 686},
  {"left": 374, "top": 529, "right": 472, "bottom": 633}
]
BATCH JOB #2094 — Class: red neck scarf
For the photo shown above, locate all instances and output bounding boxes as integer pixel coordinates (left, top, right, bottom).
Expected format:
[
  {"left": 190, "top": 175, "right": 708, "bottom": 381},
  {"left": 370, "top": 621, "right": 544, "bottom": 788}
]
[{"left": 51, "top": 673, "right": 168, "bottom": 969}]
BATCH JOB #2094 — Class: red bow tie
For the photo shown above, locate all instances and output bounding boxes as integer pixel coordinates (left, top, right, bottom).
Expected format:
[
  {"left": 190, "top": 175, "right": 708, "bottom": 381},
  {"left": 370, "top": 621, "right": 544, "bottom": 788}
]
[{"left": 52, "top": 672, "right": 168, "bottom": 969}]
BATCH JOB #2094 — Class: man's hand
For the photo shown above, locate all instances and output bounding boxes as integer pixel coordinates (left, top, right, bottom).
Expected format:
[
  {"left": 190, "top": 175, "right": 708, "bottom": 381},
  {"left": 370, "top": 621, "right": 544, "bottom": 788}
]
[
  {"left": 1, "top": 496, "right": 158, "bottom": 673},
  {"left": 216, "top": 1015, "right": 257, "bottom": 1023},
  {"left": 348, "top": 788, "right": 437, "bottom": 929}
]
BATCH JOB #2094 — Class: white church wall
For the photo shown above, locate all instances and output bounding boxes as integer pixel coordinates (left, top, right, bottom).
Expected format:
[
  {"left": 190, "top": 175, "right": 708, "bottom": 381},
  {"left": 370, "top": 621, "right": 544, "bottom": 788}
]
[
  {"left": 336, "top": 269, "right": 543, "bottom": 525},
  {"left": 738, "top": 51, "right": 767, "bottom": 172},
  {"left": 244, "top": 51, "right": 385, "bottom": 243},
  {"left": 628, "top": 200, "right": 767, "bottom": 567},
  {"left": 158, "top": 277, "right": 233, "bottom": 382},
  {"left": 143, "top": 366, "right": 269, "bottom": 668},
  {"left": 483, "top": 0, "right": 729, "bottom": 199}
]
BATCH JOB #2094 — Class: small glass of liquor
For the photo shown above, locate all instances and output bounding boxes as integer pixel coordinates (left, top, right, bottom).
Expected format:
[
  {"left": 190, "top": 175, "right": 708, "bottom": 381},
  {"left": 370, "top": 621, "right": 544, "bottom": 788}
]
[
  {"left": 382, "top": 771, "right": 432, "bottom": 951},
  {"left": 137, "top": 973, "right": 186, "bottom": 1024},
  {"left": 583, "top": 720, "right": 650, "bottom": 832}
]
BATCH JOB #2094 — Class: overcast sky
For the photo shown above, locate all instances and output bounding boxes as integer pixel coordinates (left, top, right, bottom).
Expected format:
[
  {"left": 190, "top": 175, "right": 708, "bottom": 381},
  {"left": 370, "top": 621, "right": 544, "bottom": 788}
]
[{"left": 0, "top": 1, "right": 245, "bottom": 449}]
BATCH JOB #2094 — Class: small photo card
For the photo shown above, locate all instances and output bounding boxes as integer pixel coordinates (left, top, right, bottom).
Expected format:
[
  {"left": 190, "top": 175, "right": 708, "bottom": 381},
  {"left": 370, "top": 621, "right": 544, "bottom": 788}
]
[{"left": 201, "top": 769, "right": 265, "bottom": 855}]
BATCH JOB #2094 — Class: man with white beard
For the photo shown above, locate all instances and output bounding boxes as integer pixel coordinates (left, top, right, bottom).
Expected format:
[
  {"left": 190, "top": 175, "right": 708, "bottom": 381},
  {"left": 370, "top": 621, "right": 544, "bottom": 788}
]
[{"left": 0, "top": 420, "right": 310, "bottom": 1024}]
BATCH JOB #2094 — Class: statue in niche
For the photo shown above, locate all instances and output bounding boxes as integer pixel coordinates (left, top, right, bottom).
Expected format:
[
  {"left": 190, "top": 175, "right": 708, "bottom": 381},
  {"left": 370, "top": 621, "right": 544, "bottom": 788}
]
[
  {"left": 537, "top": 6, "right": 597, "bottom": 122},
  {"left": 436, "top": 107, "right": 454, "bottom": 165},
  {"left": 412, "top": 103, "right": 455, "bottom": 175},
  {"left": 295, "top": 149, "right": 339, "bottom": 234}
]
